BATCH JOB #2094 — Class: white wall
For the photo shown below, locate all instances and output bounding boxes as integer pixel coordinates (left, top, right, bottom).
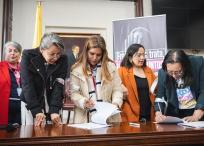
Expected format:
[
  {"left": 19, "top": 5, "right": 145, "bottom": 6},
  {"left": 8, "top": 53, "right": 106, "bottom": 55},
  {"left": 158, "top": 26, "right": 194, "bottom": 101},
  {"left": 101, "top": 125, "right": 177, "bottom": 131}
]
[
  {"left": 12, "top": 0, "right": 135, "bottom": 59},
  {"left": 143, "top": 0, "right": 152, "bottom": 16}
]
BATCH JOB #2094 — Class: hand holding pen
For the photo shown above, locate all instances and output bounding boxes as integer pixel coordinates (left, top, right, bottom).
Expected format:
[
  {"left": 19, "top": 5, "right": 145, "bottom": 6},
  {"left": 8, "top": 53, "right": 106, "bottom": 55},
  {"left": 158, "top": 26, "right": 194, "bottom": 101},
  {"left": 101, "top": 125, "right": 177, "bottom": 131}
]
[
  {"left": 84, "top": 96, "right": 95, "bottom": 109},
  {"left": 155, "top": 111, "right": 166, "bottom": 123},
  {"left": 155, "top": 97, "right": 168, "bottom": 122},
  {"left": 155, "top": 103, "right": 166, "bottom": 122}
]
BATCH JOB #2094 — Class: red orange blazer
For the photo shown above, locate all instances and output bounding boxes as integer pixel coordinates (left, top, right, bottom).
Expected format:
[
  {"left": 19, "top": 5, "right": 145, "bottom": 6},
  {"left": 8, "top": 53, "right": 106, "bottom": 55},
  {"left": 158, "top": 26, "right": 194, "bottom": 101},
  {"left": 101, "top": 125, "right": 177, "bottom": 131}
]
[
  {"left": 118, "top": 66, "right": 156, "bottom": 122},
  {"left": 0, "top": 62, "right": 10, "bottom": 125}
]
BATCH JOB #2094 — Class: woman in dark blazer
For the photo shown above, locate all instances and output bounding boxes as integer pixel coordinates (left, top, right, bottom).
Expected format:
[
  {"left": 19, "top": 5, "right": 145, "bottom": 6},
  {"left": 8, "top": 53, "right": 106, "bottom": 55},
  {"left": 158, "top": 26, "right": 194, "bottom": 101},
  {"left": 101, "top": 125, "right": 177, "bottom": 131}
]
[
  {"left": 155, "top": 50, "right": 204, "bottom": 122},
  {"left": 21, "top": 33, "right": 68, "bottom": 126}
]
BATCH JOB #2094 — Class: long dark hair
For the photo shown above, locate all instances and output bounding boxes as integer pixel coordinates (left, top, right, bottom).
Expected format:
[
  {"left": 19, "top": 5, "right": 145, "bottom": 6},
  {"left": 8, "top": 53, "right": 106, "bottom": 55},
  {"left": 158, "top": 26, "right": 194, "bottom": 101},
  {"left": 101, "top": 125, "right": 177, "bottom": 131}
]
[
  {"left": 120, "top": 43, "right": 146, "bottom": 68},
  {"left": 162, "top": 49, "right": 193, "bottom": 87}
]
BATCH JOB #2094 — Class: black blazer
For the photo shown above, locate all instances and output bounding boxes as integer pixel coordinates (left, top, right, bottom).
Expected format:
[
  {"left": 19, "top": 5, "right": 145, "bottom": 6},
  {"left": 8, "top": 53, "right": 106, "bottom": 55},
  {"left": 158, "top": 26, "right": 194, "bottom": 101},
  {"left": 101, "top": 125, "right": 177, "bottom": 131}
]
[
  {"left": 20, "top": 48, "right": 68, "bottom": 117},
  {"left": 67, "top": 52, "right": 76, "bottom": 77},
  {"left": 155, "top": 56, "right": 204, "bottom": 116}
]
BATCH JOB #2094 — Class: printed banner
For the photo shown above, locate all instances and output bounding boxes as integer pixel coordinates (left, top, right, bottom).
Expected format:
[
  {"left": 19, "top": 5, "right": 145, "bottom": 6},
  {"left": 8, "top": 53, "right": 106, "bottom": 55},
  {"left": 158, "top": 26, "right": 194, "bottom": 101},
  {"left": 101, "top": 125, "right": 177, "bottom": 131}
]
[{"left": 113, "top": 15, "right": 167, "bottom": 73}]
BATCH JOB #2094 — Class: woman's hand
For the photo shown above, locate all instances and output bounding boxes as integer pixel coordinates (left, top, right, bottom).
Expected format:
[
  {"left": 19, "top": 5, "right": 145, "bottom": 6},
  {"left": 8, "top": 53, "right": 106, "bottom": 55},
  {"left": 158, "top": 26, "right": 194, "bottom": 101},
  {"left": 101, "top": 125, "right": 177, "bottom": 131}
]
[
  {"left": 122, "top": 84, "right": 128, "bottom": 100},
  {"left": 51, "top": 113, "right": 61, "bottom": 126},
  {"left": 155, "top": 111, "right": 167, "bottom": 122},
  {"left": 65, "top": 88, "right": 71, "bottom": 97},
  {"left": 64, "top": 78, "right": 71, "bottom": 97},
  {"left": 112, "top": 103, "right": 120, "bottom": 109},
  {"left": 183, "top": 109, "right": 204, "bottom": 122},
  {"left": 35, "top": 113, "right": 46, "bottom": 127},
  {"left": 84, "top": 98, "right": 95, "bottom": 109}
]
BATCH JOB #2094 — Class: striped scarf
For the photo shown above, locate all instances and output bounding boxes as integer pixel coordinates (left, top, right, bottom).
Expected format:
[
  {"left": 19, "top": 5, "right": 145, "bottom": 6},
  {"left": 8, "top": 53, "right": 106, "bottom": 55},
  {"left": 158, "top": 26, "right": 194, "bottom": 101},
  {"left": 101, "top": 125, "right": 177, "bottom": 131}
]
[{"left": 87, "top": 63, "right": 102, "bottom": 101}]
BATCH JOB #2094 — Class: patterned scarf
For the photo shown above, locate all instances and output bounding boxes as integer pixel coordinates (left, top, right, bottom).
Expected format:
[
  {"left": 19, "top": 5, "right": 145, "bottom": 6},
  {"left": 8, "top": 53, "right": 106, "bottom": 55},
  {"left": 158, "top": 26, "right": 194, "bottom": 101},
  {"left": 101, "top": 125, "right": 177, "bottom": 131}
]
[
  {"left": 87, "top": 63, "right": 102, "bottom": 101},
  {"left": 8, "top": 62, "right": 20, "bottom": 86}
]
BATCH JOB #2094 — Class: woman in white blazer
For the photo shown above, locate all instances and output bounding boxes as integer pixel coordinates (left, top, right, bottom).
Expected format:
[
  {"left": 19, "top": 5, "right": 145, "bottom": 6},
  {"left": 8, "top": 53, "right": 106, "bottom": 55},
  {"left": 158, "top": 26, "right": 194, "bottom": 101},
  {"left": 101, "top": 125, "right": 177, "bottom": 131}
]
[{"left": 70, "top": 35, "right": 123, "bottom": 123}]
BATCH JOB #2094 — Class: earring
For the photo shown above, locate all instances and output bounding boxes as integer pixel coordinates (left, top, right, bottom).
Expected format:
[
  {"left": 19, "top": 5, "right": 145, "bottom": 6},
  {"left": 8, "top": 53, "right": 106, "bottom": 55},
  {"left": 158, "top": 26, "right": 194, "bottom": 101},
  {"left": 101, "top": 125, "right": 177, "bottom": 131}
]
[{"left": 129, "top": 57, "right": 132, "bottom": 63}]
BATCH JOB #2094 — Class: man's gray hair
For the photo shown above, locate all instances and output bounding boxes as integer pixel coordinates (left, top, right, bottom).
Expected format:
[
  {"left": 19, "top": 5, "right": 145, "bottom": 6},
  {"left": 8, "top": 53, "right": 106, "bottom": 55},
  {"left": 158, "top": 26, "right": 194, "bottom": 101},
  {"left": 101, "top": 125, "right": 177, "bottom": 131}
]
[
  {"left": 4, "top": 41, "right": 22, "bottom": 54},
  {"left": 39, "top": 33, "right": 64, "bottom": 52}
]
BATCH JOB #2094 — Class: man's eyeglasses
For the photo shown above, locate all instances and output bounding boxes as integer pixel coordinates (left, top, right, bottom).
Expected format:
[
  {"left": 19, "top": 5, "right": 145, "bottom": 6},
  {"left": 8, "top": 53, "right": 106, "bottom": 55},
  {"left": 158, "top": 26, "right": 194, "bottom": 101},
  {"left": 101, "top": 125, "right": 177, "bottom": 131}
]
[{"left": 167, "top": 69, "right": 183, "bottom": 77}]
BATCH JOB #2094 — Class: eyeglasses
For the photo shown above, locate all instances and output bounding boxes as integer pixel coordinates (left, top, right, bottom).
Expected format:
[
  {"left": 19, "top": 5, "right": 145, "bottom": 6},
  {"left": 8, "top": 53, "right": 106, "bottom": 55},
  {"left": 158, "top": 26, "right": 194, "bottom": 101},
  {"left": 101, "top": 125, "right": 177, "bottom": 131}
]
[
  {"left": 133, "top": 53, "right": 145, "bottom": 58},
  {"left": 167, "top": 69, "right": 183, "bottom": 77}
]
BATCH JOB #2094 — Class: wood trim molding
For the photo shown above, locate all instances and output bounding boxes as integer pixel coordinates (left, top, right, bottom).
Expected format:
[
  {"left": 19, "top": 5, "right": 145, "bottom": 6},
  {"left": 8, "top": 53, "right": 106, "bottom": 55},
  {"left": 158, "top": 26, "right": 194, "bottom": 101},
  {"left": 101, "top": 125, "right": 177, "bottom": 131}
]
[
  {"left": 110, "top": 0, "right": 144, "bottom": 17},
  {"left": 1, "top": 0, "right": 13, "bottom": 60},
  {"left": 135, "top": 0, "right": 143, "bottom": 17}
]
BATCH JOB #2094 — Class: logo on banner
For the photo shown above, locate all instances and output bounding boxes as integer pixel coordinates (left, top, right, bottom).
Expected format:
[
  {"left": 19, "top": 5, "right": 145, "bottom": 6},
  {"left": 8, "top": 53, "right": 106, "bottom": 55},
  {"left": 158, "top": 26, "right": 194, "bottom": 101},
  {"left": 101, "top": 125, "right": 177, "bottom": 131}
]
[{"left": 113, "top": 15, "right": 167, "bottom": 73}]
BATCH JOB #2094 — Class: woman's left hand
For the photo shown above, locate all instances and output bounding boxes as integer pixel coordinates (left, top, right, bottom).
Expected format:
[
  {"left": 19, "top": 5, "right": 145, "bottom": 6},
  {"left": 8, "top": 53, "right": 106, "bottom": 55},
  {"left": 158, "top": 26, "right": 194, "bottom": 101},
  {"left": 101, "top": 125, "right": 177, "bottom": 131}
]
[
  {"left": 64, "top": 78, "right": 71, "bottom": 97},
  {"left": 51, "top": 113, "right": 62, "bottom": 126},
  {"left": 112, "top": 103, "right": 120, "bottom": 109},
  {"left": 65, "top": 88, "right": 71, "bottom": 97},
  {"left": 121, "top": 84, "right": 128, "bottom": 100},
  {"left": 183, "top": 109, "right": 204, "bottom": 122}
]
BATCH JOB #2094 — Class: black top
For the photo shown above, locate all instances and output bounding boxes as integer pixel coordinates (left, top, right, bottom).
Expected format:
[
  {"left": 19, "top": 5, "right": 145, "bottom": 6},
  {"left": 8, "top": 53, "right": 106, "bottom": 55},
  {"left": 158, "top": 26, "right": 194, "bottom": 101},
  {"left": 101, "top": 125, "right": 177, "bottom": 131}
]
[
  {"left": 134, "top": 75, "right": 151, "bottom": 121},
  {"left": 9, "top": 69, "right": 21, "bottom": 124},
  {"left": 9, "top": 69, "right": 19, "bottom": 99}
]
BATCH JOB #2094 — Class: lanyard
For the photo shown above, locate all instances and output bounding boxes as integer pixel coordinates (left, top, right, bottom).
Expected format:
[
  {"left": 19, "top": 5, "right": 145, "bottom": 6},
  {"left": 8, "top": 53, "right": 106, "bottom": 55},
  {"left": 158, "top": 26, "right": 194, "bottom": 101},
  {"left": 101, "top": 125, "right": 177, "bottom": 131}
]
[
  {"left": 90, "top": 66, "right": 98, "bottom": 99},
  {"left": 91, "top": 74, "right": 96, "bottom": 92}
]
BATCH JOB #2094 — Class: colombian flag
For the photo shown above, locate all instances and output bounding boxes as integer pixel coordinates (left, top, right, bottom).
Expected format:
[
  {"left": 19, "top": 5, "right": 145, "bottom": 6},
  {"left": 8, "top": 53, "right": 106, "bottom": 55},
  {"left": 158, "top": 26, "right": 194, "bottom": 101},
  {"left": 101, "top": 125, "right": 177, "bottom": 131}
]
[{"left": 32, "top": 2, "right": 42, "bottom": 48}]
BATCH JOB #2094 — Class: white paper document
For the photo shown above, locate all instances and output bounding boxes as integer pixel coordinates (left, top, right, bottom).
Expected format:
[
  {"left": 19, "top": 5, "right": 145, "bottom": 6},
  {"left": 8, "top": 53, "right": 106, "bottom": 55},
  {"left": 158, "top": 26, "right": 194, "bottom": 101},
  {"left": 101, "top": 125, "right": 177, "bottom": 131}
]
[
  {"left": 156, "top": 116, "right": 184, "bottom": 124},
  {"left": 68, "top": 102, "right": 120, "bottom": 129},
  {"left": 178, "top": 121, "right": 204, "bottom": 128},
  {"left": 68, "top": 122, "right": 109, "bottom": 130},
  {"left": 155, "top": 115, "right": 204, "bottom": 128}
]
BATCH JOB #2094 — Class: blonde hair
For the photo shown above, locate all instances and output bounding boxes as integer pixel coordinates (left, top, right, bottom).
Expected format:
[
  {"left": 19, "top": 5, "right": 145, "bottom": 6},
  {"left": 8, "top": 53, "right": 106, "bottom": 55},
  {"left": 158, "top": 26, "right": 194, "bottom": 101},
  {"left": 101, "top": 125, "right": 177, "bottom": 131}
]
[{"left": 72, "top": 35, "right": 114, "bottom": 82}]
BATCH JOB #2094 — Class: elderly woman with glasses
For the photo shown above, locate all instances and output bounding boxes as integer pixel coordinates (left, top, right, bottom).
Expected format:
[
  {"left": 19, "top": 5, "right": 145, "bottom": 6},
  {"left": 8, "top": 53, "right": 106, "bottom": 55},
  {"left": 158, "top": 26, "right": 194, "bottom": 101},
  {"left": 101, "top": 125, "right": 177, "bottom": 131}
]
[
  {"left": 21, "top": 33, "right": 68, "bottom": 126},
  {"left": 0, "top": 41, "right": 22, "bottom": 126},
  {"left": 155, "top": 49, "right": 204, "bottom": 123}
]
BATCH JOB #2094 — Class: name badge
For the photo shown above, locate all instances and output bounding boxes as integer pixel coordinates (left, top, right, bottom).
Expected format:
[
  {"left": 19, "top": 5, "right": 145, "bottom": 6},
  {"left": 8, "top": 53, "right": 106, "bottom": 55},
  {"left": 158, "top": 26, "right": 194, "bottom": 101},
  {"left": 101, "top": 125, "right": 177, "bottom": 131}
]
[{"left": 17, "top": 87, "right": 22, "bottom": 96}]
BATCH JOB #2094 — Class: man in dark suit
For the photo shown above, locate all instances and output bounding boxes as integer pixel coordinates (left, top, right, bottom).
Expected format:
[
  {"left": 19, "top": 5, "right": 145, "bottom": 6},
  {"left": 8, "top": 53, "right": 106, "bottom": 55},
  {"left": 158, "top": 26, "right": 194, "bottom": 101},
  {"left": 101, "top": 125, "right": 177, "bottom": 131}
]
[{"left": 67, "top": 45, "right": 80, "bottom": 77}]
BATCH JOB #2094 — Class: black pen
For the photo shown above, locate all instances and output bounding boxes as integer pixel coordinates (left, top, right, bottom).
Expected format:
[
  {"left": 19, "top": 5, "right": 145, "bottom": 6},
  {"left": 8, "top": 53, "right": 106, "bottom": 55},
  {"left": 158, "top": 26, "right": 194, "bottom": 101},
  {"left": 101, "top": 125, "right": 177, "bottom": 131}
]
[
  {"left": 158, "top": 102, "right": 162, "bottom": 113},
  {"left": 89, "top": 95, "right": 93, "bottom": 100}
]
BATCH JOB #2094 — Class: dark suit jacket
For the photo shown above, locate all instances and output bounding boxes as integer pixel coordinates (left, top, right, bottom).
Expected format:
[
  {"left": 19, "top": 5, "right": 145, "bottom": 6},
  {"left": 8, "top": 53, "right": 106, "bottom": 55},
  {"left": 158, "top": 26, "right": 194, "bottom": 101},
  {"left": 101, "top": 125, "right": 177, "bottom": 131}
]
[
  {"left": 155, "top": 56, "right": 204, "bottom": 117},
  {"left": 67, "top": 52, "right": 76, "bottom": 77}
]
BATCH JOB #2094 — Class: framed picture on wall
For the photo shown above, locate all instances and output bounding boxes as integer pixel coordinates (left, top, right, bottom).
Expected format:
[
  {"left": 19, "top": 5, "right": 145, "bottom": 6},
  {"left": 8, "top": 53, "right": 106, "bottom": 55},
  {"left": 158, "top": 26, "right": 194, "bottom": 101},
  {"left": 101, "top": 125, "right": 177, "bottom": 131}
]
[
  {"left": 56, "top": 32, "right": 100, "bottom": 77},
  {"left": 56, "top": 33, "right": 99, "bottom": 57}
]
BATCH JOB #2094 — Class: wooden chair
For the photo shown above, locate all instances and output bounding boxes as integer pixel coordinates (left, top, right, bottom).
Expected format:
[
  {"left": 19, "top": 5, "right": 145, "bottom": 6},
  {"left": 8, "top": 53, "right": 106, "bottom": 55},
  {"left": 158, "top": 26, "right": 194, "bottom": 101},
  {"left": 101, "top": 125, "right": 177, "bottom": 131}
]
[{"left": 62, "top": 97, "right": 75, "bottom": 124}]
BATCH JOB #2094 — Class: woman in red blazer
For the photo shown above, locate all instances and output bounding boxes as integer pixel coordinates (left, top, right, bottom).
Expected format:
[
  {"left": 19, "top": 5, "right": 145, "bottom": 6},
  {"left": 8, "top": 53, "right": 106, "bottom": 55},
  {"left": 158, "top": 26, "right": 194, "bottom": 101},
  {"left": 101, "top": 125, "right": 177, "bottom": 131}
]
[
  {"left": 118, "top": 44, "right": 156, "bottom": 122},
  {"left": 0, "top": 41, "right": 22, "bottom": 126}
]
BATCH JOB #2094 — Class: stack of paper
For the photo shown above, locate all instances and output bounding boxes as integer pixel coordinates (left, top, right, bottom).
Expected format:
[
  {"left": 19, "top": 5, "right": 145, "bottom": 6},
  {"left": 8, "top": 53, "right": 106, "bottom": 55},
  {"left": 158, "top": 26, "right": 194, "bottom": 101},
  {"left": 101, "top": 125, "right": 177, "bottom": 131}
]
[
  {"left": 178, "top": 121, "right": 204, "bottom": 128},
  {"left": 156, "top": 116, "right": 184, "bottom": 124},
  {"left": 68, "top": 123, "right": 109, "bottom": 130},
  {"left": 68, "top": 102, "right": 120, "bottom": 129},
  {"left": 155, "top": 116, "right": 204, "bottom": 128}
]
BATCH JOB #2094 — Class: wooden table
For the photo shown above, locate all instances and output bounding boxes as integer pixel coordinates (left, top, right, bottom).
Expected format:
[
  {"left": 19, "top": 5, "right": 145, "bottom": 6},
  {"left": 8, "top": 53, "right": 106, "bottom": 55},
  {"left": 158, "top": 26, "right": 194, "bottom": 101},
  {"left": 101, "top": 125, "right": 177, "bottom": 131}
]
[{"left": 0, "top": 122, "right": 204, "bottom": 146}]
